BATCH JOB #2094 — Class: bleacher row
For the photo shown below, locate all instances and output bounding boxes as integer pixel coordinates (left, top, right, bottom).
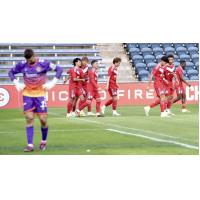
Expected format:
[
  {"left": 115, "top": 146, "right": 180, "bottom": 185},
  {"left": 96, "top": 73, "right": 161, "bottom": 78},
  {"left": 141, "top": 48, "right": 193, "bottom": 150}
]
[
  {"left": 0, "top": 43, "right": 107, "bottom": 83},
  {"left": 125, "top": 43, "right": 199, "bottom": 81}
]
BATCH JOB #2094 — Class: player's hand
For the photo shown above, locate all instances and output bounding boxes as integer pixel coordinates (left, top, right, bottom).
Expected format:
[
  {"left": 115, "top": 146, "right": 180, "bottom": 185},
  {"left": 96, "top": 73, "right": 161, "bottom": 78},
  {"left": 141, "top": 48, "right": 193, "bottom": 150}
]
[
  {"left": 13, "top": 79, "right": 25, "bottom": 91},
  {"left": 188, "top": 84, "right": 191, "bottom": 88},
  {"left": 42, "top": 77, "right": 58, "bottom": 90},
  {"left": 98, "top": 87, "right": 102, "bottom": 92},
  {"left": 146, "top": 86, "right": 150, "bottom": 92}
]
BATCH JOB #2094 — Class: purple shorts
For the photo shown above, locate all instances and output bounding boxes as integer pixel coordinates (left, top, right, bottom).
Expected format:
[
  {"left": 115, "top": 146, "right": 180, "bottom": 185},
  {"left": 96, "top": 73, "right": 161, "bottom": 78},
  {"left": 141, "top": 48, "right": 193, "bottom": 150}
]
[{"left": 23, "top": 96, "right": 47, "bottom": 114}]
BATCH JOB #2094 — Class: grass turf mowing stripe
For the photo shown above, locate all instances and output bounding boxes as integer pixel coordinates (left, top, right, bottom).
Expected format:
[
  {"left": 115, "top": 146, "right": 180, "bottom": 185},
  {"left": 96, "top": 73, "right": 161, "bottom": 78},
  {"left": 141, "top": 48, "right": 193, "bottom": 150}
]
[{"left": 106, "top": 129, "right": 199, "bottom": 150}]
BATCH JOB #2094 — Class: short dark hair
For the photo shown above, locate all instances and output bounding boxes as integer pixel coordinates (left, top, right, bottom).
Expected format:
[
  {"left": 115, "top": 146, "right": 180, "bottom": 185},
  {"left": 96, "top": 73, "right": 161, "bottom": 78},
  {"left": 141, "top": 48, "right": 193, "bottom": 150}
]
[
  {"left": 24, "top": 49, "right": 34, "bottom": 59},
  {"left": 113, "top": 57, "right": 121, "bottom": 64},
  {"left": 168, "top": 54, "right": 174, "bottom": 59},
  {"left": 161, "top": 56, "right": 169, "bottom": 63},
  {"left": 91, "top": 60, "right": 98, "bottom": 66},
  {"left": 180, "top": 59, "right": 186, "bottom": 64},
  {"left": 82, "top": 56, "right": 89, "bottom": 62},
  {"left": 73, "top": 58, "right": 81, "bottom": 66}
]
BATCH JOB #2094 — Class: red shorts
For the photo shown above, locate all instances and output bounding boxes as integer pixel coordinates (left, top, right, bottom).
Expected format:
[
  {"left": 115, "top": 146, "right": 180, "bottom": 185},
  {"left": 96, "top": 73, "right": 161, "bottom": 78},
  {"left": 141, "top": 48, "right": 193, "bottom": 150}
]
[
  {"left": 87, "top": 90, "right": 100, "bottom": 100},
  {"left": 165, "top": 86, "right": 174, "bottom": 96},
  {"left": 155, "top": 87, "right": 165, "bottom": 97},
  {"left": 175, "top": 85, "right": 185, "bottom": 95},
  {"left": 108, "top": 88, "right": 118, "bottom": 97},
  {"left": 69, "top": 87, "right": 85, "bottom": 98}
]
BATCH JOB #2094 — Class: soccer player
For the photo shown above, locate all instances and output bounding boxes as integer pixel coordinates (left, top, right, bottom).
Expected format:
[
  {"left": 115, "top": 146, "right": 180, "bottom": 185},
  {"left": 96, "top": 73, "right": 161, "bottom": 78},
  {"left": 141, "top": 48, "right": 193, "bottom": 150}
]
[
  {"left": 163, "top": 54, "right": 176, "bottom": 115},
  {"left": 101, "top": 57, "right": 121, "bottom": 116},
  {"left": 80, "top": 56, "right": 96, "bottom": 116},
  {"left": 173, "top": 59, "right": 191, "bottom": 112},
  {"left": 8, "top": 49, "right": 63, "bottom": 152},
  {"left": 66, "top": 58, "right": 86, "bottom": 117},
  {"left": 76, "top": 60, "right": 104, "bottom": 117},
  {"left": 144, "top": 56, "right": 169, "bottom": 117}
]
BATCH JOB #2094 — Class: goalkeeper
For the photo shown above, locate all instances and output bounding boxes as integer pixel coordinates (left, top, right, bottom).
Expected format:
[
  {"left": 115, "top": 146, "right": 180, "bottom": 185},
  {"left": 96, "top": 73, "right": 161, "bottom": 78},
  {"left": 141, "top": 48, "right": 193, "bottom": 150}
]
[{"left": 8, "top": 48, "right": 63, "bottom": 152}]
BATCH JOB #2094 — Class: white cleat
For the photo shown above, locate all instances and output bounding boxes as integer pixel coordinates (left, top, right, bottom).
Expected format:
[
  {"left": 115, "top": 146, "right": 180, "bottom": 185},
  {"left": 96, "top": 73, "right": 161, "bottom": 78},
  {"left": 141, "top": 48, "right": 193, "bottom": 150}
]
[
  {"left": 182, "top": 109, "right": 190, "bottom": 113},
  {"left": 101, "top": 105, "right": 106, "bottom": 115},
  {"left": 66, "top": 113, "right": 72, "bottom": 118},
  {"left": 80, "top": 110, "right": 86, "bottom": 117},
  {"left": 113, "top": 111, "right": 121, "bottom": 116},
  {"left": 87, "top": 112, "right": 96, "bottom": 116},
  {"left": 71, "top": 112, "right": 76, "bottom": 117},
  {"left": 166, "top": 110, "right": 176, "bottom": 116},
  {"left": 161, "top": 112, "right": 170, "bottom": 118},
  {"left": 144, "top": 106, "right": 150, "bottom": 116}
]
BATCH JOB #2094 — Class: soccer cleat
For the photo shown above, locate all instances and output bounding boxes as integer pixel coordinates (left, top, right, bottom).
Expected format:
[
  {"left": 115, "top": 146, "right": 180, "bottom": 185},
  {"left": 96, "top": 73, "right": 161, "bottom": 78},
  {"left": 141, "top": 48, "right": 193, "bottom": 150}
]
[
  {"left": 182, "top": 109, "right": 190, "bottom": 113},
  {"left": 113, "top": 111, "right": 121, "bottom": 116},
  {"left": 71, "top": 112, "right": 76, "bottom": 117},
  {"left": 144, "top": 106, "right": 150, "bottom": 116},
  {"left": 87, "top": 112, "right": 96, "bottom": 116},
  {"left": 75, "top": 110, "right": 81, "bottom": 117},
  {"left": 39, "top": 141, "right": 47, "bottom": 151},
  {"left": 96, "top": 113, "right": 104, "bottom": 117},
  {"left": 166, "top": 110, "right": 176, "bottom": 116},
  {"left": 101, "top": 105, "right": 106, "bottom": 115},
  {"left": 160, "top": 112, "right": 170, "bottom": 118},
  {"left": 24, "top": 145, "right": 34, "bottom": 152},
  {"left": 66, "top": 113, "right": 72, "bottom": 118},
  {"left": 80, "top": 110, "right": 86, "bottom": 117}
]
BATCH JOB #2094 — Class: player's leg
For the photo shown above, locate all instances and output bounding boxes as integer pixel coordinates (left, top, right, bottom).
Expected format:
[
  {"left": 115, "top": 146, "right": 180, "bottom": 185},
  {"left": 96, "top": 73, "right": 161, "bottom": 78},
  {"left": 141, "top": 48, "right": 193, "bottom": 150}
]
[
  {"left": 72, "top": 97, "right": 78, "bottom": 117},
  {"left": 67, "top": 89, "right": 75, "bottom": 117},
  {"left": 160, "top": 94, "right": 168, "bottom": 117},
  {"left": 101, "top": 89, "right": 113, "bottom": 114},
  {"left": 94, "top": 92, "right": 104, "bottom": 117},
  {"left": 35, "top": 97, "right": 48, "bottom": 150},
  {"left": 77, "top": 95, "right": 91, "bottom": 117},
  {"left": 166, "top": 92, "right": 175, "bottom": 116},
  {"left": 23, "top": 96, "right": 35, "bottom": 152},
  {"left": 112, "top": 94, "right": 120, "bottom": 116},
  {"left": 181, "top": 90, "right": 190, "bottom": 113}
]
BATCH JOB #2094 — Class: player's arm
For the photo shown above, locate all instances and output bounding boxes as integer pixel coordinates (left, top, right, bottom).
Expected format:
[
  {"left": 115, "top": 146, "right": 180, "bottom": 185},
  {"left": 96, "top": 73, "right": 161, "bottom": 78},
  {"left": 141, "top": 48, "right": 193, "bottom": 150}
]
[
  {"left": 42, "top": 62, "right": 63, "bottom": 90},
  {"left": 8, "top": 62, "right": 25, "bottom": 91},
  {"left": 89, "top": 72, "right": 99, "bottom": 91},
  {"left": 180, "top": 74, "right": 191, "bottom": 87},
  {"left": 63, "top": 69, "right": 70, "bottom": 84}
]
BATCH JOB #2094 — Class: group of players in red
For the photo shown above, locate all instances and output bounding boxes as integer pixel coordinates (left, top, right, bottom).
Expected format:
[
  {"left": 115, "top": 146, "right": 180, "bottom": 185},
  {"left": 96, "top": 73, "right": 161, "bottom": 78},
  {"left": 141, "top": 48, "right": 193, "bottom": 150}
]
[
  {"left": 64, "top": 57, "right": 122, "bottom": 118},
  {"left": 144, "top": 55, "right": 191, "bottom": 118}
]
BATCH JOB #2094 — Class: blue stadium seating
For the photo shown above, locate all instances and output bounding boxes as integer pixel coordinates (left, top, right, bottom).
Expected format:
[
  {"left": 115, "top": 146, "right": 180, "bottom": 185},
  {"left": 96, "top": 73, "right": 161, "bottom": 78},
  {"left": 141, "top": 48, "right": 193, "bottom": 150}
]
[
  {"left": 187, "top": 69, "right": 199, "bottom": 77},
  {"left": 129, "top": 47, "right": 140, "bottom": 55},
  {"left": 135, "top": 63, "right": 147, "bottom": 71},
  {"left": 189, "top": 75, "right": 199, "bottom": 80},
  {"left": 125, "top": 43, "right": 199, "bottom": 81}
]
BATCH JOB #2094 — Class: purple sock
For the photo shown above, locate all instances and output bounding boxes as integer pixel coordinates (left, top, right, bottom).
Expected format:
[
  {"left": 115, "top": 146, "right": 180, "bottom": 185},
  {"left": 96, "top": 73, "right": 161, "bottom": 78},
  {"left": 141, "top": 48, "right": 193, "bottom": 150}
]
[
  {"left": 41, "top": 127, "right": 48, "bottom": 141},
  {"left": 26, "top": 126, "right": 34, "bottom": 145}
]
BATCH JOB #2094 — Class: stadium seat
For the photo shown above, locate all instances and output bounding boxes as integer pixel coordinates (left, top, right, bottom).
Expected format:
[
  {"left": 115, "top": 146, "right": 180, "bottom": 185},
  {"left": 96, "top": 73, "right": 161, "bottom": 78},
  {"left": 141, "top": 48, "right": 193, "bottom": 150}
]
[
  {"left": 152, "top": 47, "right": 163, "bottom": 55},
  {"left": 162, "top": 43, "right": 173, "bottom": 48},
  {"left": 174, "top": 62, "right": 180, "bottom": 67},
  {"left": 189, "top": 75, "right": 199, "bottom": 80},
  {"left": 191, "top": 54, "right": 199, "bottom": 63},
  {"left": 184, "top": 76, "right": 190, "bottom": 80},
  {"left": 179, "top": 54, "right": 191, "bottom": 62},
  {"left": 164, "top": 47, "right": 175, "bottom": 55},
  {"left": 185, "top": 43, "right": 198, "bottom": 48},
  {"left": 187, "top": 69, "right": 199, "bottom": 77},
  {"left": 147, "top": 62, "right": 156, "bottom": 72},
  {"left": 176, "top": 46, "right": 187, "bottom": 55},
  {"left": 127, "top": 43, "right": 138, "bottom": 49},
  {"left": 129, "top": 47, "right": 140, "bottom": 55},
  {"left": 173, "top": 43, "right": 184, "bottom": 48},
  {"left": 195, "top": 61, "right": 199, "bottom": 70},
  {"left": 140, "top": 76, "right": 149, "bottom": 81},
  {"left": 186, "top": 61, "right": 195, "bottom": 68},
  {"left": 188, "top": 46, "right": 198, "bottom": 55},
  {"left": 144, "top": 55, "right": 155, "bottom": 64},
  {"left": 138, "top": 43, "right": 150, "bottom": 49},
  {"left": 132, "top": 55, "right": 144, "bottom": 64},
  {"left": 156, "top": 54, "right": 164, "bottom": 62},
  {"left": 138, "top": 69, "right": 149, "bottom": 76},
  {"left": 141, "top": 47, "right": 152, "bottom": 56},
  {"left": 135, "top": 63, "right": 147, "bottom": 71},
  {"left": 151, "top": 43, "right": 161, "bottom": 49}
]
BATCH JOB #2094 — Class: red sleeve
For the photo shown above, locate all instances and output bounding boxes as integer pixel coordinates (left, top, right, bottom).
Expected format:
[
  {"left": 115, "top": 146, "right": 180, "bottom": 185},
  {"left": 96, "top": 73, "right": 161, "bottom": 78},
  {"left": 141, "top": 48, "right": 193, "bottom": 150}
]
[
  {"left": 108, "top": 67, "right": 113, "bottom": 77},
  {"left": 71, "top": 69, "right": 77, "bottom": 79},
  {"left": 79, "top": 69, "right": 85, "bottom": 79},
  {"left": 89, "top": 71, "right": 98, "bottom": 90}
]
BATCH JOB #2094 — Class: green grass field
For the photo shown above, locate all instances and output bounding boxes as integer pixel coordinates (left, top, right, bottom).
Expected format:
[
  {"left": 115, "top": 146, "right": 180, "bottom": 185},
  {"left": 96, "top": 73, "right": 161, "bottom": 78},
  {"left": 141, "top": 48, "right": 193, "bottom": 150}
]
[{"left": 0, "top": 104, "right": 199, "bottom": 155}]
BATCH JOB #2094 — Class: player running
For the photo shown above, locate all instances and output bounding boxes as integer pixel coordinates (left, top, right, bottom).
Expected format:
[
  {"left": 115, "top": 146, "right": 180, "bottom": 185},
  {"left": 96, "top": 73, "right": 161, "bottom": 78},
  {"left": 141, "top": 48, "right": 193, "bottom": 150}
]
[
  {"left": 173, "top": 59, "right": 191, "bottom": 112},
  {"left": 101, "top": 57, "right": 121, "bottom": 116},
  {"left": 163, "top": 54, "right": 176, "bottom": 115},
  {"left": 76, "top": 60, "right": 104, "bottom": 117},
  {"left": 66, "top": 58, "right": 86, "bottom": 117},
  {"left": 8, "top": 49, "right": 63, "bottom": 152},
  {"left": 144, "top": 56, "right": 169, "bottom": 117}
]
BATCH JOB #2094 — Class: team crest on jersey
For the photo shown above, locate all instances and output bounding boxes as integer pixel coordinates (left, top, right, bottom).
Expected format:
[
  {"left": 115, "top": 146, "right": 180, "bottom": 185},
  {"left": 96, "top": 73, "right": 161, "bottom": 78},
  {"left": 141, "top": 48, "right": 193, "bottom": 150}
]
[{"left": 36, "top": 66, "right": 42, "bottom": 72}]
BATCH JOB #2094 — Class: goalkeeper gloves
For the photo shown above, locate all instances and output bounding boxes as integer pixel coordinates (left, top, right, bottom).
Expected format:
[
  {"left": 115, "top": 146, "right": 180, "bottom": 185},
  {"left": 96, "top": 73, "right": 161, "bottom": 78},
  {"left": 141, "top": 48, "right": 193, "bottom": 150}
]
[
  {"left": 42, "top": 77, "right": 58, "bottom": 90},
  {"left": 13, "top": 79, "right": 25, "bottom": 91}
]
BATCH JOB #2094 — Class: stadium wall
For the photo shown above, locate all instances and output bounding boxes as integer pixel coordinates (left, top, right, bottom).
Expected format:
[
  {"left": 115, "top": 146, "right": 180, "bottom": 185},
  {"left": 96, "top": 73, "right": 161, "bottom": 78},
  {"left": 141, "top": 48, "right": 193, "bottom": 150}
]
[{"left": 0, "top": 81, "right": 199, "bottom": 109}]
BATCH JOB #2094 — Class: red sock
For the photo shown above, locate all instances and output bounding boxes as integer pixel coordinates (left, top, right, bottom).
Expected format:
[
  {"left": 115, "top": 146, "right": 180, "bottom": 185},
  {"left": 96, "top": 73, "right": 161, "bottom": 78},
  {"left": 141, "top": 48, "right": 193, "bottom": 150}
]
[
  {"left": 72, "top": 101, "right": 77, "bottom": 112},
  {"left": 96, "top": 100, "right": 101, "bottom": 113},
  {"left": 160, "top": 101, "right": 165, "bottom": 112},
  {"left": 67, "top": 101, "right": 73, "bottom": 114},
  {"left": 112, "top": 99, "right": 117, "bottom": 110},
  {"left": 182, "top": 104, "right": 186, "bottom": 109},
  {"left": 167, "top": 100, "right": 172, "bottom": 109},
  {"left": 88, "top": 103, "right": 92, "bottom": 112},
  {"left": 105, "top": 99, "right": 113, "bottom": 107},
  {"left": 150, "top": 98, "right": 160, "bottom": 108}
]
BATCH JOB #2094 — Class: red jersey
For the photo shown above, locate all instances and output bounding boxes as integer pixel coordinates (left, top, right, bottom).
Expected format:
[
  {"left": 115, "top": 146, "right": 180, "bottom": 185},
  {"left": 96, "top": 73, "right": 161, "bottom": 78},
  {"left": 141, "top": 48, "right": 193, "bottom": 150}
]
[
  {"left": 108, "top": 65, "right": 118, "bottom": 89},
  {"left": 175, "top": 65, "right": 184, "bottom": 87},
  {"left": 87, "top": 69, "right": 98, "bottom": 91},
  {"left": 152, "top": 64, "right": 165, "bottom": 88},
  {"left": 81, "top": 65, "right": 89, "bottom": 88},
  {"left": 163, "top": 64, "right": 175, "bottom": 88},
  {"left": 68, "top": 67, "right": 84, "bottom": 89}
]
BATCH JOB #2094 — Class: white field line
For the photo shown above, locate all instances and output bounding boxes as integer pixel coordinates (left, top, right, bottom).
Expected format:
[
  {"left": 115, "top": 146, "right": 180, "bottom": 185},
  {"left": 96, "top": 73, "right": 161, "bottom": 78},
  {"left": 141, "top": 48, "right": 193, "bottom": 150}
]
[{"left": 106, "top": 129, "right": 199, "bottom": 150}]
